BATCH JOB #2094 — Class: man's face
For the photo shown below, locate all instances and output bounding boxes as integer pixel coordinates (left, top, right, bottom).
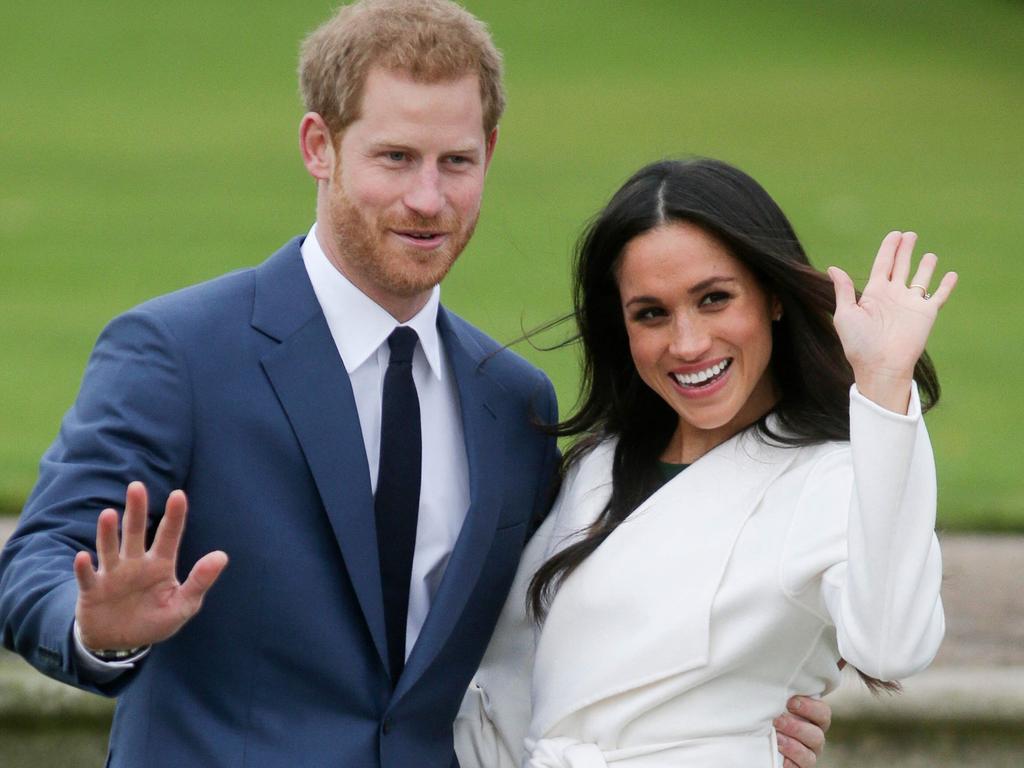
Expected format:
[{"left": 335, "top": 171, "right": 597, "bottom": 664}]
[{"left": 320, "top": 67, "right": 495, "bottom": 319}]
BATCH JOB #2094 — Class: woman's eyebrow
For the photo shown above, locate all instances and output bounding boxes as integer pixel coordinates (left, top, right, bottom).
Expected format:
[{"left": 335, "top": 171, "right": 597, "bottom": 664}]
[
  {"left": 688, "top": 275, "right": 737, "bottom": 294},
  {"left": 624, "top": 295, "right": 661, "bottom": 308}
]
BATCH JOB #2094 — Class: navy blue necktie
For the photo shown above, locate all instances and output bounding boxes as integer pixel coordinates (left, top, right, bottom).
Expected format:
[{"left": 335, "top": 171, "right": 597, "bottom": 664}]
[{"left": 375, "top": 326, "right": 421, "bottom": 686}]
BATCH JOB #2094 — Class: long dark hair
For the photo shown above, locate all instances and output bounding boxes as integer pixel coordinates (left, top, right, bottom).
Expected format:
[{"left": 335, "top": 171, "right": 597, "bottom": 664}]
[{"left": 529, "top": 157, "right": 939, "bottom": 692}]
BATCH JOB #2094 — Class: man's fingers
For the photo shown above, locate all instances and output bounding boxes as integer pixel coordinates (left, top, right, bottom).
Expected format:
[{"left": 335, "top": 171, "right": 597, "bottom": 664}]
[
  {"left": 179, "top": 551, "right": 229, "bottom": 612},
  {"left": 73, "top": 550, "right": 97, "bottom": 591},
  {"left": 869, "top": 230, "right": 901, "bottom": 283},
  {"left": 776, "top": 732, "right": 816, "bottom": 768},
  {"left": 150, "top": 490, "right": 189, "bottom": 562},
  {"left": 775, "top": 712, "right": 825, "bottom": 755},
  {"left": 891, "top": 230, "right": 917, "bottom": 284},
  {"left": 827, "top": 266, "right": 856, "bottom": 311},
  {"left": 121, "top": 481, "right": 149, "bottom": 558},
  {"left": 95, "top": 508, "right": 121, "bottom": 571},
  {"left": 788, "top": 694, "right": 832, "bottom": 733}
]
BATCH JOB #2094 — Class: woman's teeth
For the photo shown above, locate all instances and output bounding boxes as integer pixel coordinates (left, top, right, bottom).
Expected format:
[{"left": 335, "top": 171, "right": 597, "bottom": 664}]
[{"left": 672, "top": 359, "right": 732, "bottom": 388}]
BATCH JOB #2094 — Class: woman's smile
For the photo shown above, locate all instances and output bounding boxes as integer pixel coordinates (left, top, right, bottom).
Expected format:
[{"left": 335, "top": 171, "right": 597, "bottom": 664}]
[{"left": 670, "top": 357, "right": 733, "bottom": 393}]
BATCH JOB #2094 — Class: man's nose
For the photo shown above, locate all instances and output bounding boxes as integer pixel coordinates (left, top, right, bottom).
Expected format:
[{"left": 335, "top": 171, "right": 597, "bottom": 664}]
[
  {"left": 403, "top": 165, "right": 445, "bottom": 218},
  {"left": 668, "top": 317, "right": 712, "bottom": 360}
]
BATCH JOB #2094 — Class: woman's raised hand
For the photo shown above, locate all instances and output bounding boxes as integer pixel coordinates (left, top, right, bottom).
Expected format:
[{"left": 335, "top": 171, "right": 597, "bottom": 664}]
[{"left": 827, "top": 231, "right": 957, "bottom": 413}]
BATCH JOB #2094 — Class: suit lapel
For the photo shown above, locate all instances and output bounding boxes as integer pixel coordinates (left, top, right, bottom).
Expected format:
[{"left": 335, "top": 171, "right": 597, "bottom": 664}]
[
  {"left": 396, "top": 309, "right": 507, "bottom": 700},
  {"left": 253, "top": 240, "right": 388, "bottom": 673}
]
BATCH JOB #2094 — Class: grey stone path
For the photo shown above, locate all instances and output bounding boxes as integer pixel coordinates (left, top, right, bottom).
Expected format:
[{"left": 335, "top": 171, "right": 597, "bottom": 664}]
[{"left": 931, "top": 533, "right": 1024, "bottom": 667}]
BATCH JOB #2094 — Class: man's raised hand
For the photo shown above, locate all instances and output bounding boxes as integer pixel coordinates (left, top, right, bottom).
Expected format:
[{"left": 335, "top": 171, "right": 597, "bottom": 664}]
[{"left": 73, "top": 482, "right": 228, "bottom": 652}]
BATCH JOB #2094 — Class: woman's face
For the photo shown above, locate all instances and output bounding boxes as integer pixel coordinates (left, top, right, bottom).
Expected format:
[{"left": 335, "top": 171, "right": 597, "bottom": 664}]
[{"left": 616, "top": 221, "right": 780, "bottom": 461}]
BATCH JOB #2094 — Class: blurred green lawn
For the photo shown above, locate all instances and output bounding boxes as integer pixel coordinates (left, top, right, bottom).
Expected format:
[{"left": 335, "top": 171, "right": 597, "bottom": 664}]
[{"left": 1, "top": 0, "right": 1021, "bottom": 528}]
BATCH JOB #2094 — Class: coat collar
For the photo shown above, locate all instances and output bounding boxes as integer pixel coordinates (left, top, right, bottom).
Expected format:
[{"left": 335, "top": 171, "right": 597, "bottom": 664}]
[
  {"left": 532, "top": 428, "right": 800, "bottom": 737},
  {"left": 299, "top": 226, "right": 444, "bottom": 379}
]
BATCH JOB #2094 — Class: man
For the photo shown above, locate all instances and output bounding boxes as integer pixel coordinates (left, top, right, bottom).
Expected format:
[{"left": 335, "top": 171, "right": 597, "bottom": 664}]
[{"left": 0, "top": 1, "right": 829, "bottom": 766}]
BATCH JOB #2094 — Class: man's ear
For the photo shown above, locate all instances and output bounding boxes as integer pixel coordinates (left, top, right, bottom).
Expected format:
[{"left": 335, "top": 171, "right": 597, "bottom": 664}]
[
  {"left": 299, "top": 112, "right": 335, "bottom": 182},
  {"left": 483, "top": 126, "right": 499, "bottom": 171}
]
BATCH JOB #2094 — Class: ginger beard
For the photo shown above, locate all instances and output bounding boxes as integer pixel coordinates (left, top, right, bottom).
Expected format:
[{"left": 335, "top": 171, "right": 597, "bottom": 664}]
[{"left": 326, "top": 175, "right": 478, "bottom": 301}]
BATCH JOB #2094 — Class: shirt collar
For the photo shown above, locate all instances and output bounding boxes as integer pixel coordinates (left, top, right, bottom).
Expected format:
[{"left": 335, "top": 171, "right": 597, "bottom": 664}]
[{"left": 300, "top": 223, "right": 444, "bottom": 379}]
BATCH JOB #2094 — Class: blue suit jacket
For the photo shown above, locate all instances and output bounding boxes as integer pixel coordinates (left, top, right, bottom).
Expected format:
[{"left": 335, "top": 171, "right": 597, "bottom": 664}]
[{"left": 0, "top": 238, "right": 559, "bottom": 768}]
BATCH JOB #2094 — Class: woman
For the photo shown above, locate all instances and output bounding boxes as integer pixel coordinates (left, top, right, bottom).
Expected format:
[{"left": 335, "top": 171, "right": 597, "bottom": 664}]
[{"left": 456, "top": 158, "right": 954, "bottom": 767}]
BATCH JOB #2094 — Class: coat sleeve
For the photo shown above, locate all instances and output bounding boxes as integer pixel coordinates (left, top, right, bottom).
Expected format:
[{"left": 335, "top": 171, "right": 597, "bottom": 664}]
[
  {"left": 794, "top": 383, "right": 945, "bottom": 681},
  {"left": 0, "top": 307, "right": 193, "bottom": 695}
]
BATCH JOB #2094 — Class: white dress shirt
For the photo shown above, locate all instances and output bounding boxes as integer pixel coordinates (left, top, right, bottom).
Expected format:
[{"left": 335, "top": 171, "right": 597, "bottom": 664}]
[
  {"left": 301, "top": 223, "right": 470, "bottom": 656},
  {"left": 75, "top": 224, "right": 470, "bottom": 673}
]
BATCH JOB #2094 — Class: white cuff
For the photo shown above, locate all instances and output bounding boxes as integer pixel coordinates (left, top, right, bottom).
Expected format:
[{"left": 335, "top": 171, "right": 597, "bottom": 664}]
[
  {"left": 850, "top": 380, "right": 922, "bottom": 420},
  {"left": 73, "top": 619, "right": 150, "bottom": 680}
]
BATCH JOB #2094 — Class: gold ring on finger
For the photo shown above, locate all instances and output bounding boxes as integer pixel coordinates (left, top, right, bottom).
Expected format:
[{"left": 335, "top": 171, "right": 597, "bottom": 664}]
[{"left": 909, "top": 283, "right": 931, "bottom": 299}]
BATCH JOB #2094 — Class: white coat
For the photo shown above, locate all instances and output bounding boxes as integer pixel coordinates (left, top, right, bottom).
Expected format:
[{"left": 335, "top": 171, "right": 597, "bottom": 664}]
[{"left": 455, "top": 386, "right": 945, "bottom": 767}]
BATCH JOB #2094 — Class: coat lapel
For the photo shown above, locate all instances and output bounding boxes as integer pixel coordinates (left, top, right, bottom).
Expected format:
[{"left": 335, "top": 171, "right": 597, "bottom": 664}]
[
  {"left": 533, "top": 429, "right": 800, "bottom": 736},
  {"left": 396, "top": 309, "right": 507, "bottom": 700},
  {"left": 252, "top": 240, "right": 388, "bottom": 673}
]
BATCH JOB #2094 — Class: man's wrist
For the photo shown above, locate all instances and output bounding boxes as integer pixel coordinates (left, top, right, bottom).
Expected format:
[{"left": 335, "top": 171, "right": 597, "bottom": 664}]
[{"left": 73, "top": 620, "right": 150, "bottom": 662}]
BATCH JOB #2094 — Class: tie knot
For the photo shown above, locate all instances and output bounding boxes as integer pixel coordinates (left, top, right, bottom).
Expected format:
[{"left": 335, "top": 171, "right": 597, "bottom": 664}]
[{"left": 387, "top": 326, "right": 418, "bottom": 365}]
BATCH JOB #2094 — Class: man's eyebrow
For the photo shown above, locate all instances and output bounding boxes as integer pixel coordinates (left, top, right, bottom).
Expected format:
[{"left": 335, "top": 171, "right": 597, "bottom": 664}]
[
  {"left": 366, "top": 140, "right": 413, "bottom": 151},
  {"left": 366, "top": 140, "right": 483, "bottom": 154}
]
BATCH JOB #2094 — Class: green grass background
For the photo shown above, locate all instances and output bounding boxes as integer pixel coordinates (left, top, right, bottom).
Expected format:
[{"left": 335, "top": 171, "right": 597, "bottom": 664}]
[{"left": 1, "top": 1, "right": 1021, "bottom": 528}]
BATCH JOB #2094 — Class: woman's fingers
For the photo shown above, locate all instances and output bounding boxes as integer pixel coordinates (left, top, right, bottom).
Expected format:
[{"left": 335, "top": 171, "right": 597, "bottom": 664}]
[
  {"left": 827, "top": 266, "right": 856, "bottom": 311},
  {"left": 869, "top": 231, "right": 902, "bottom": 284},
  {"left": 908, "top": 252, "right": 938, "bottom": 298},
  {"left": 929, "top": 270, "right": 959, "bottom": 308},
  {"left": 891, "top": 231, "right": 917, "bottom": 284}
]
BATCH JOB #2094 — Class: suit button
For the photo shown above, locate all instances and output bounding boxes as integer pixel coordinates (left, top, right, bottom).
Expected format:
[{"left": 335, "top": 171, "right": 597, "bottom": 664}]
[{"left": 382, "top": 718, "right": 393, "bottom": 735}]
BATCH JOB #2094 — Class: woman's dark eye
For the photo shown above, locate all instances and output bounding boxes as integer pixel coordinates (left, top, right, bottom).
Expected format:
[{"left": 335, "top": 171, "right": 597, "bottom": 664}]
[
  {"left": 700, "top": 291, "right": 730, "bottom": 306},
  {"left": 633, "top": 307, "right": 665, "bottom": 321}
]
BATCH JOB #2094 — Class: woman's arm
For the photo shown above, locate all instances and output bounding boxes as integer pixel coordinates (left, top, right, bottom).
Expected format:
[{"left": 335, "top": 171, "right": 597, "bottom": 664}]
[
  {"left": 822, "top": 384, "right": 945, "bottom": 679},
  {"left": 815, "top": 231, "right": 955, "bottom": 677}
]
